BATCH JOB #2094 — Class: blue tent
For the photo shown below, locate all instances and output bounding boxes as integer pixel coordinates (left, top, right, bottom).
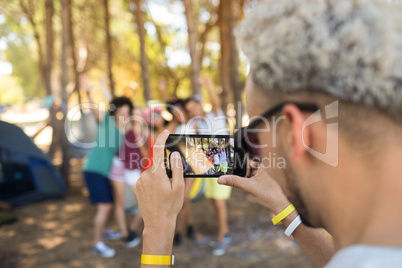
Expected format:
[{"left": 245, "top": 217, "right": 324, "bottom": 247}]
[{"left": 0, "top": 121, "right": 67, "bottom": 207}]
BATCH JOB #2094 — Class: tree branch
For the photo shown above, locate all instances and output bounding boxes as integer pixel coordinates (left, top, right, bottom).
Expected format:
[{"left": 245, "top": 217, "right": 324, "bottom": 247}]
[
  {"left": 198, "top": 6, "right": 219, "bottom": 62},
  {"left": 19, "top": 0, "right": 46, "bottom": 89}
]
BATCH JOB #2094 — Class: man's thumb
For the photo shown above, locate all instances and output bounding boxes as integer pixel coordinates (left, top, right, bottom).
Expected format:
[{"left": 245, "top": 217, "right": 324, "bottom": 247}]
[
  {"left": 218, "top": 175, "right": 250, "bottom": 191},
  {"left": 171, "top": 151, "right": 184, "bottom": 189}
]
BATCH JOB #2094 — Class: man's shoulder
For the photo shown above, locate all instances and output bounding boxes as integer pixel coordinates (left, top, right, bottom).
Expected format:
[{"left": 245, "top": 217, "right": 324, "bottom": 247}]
[{"left": 325, "top": 245, "right": 402, "bottom": 268}]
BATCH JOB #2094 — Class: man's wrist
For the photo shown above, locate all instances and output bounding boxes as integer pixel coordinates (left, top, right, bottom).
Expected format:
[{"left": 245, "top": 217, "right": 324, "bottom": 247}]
[
  {"left": 269, "top": 195, "right": 293, "bottom": 215},
  {"left": 143, "top": 221, "right": 176, "bottom": 235},
  {"left": 142, "top": 223, "right": 176, "bottom": 255},
  {"left": 280, "top": 210, "right": 299, "bottom": 228},
  {"left": 268, "top": 195, "right": 300, "bottom": 227}
]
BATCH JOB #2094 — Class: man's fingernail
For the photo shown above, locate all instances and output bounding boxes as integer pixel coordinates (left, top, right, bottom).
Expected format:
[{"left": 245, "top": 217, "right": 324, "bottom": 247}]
[
  {"left": 164, "top": 129, "right": 169, "bottom": 133},
  {"left": 218, "top": 177, "right": 227, "bottom": 185},
  {"left": 172, "top": 152, "right": 180, "bottom": 158}
]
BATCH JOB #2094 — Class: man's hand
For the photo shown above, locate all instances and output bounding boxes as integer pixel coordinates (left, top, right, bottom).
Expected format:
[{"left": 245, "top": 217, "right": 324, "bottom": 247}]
[
  {"left": 158, "top": 77, "right": 167, "bottom": 92},
  {"left": 136, "top": 130, "right": 185, "bottom": 267},
  {"left": 218, "top": 160, "right": 335, "bottom": 268},
  {"left": 200, "top": 76, "right": 221, "bottom": 114},
  {"left": 79, "top": 73, "right": 91, "bottom": 92},
  {"left": 158, "top": 77, "right": 170, "bottom": 102},
  {"left": 200, "top": 76, "right": 213, "bottom": 89},
  {"left": 217, "top": 160, "right": 291, "bottom": 214},
  {"left": 135, "top": 130, "right": 185, "bottom": 230}
]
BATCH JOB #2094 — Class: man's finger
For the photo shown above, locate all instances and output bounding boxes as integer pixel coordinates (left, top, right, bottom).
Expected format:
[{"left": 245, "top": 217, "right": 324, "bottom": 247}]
[
  {"left": 246, "top": 159, "right": 260, "bottom": 177},
  {"left": 152, "top": 130, "right": 170, "bottom": 167},
  {"left": 170, "top": 151, "right": 184, "bottom": 190},
  {"left": 218, "top": 175, "right": 252, "bottom": 192}
]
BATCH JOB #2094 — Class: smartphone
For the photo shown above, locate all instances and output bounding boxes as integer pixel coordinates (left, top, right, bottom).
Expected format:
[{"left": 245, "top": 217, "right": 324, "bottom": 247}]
[{"left": 165, "top": 134, "right": 247, "bottom": 178}]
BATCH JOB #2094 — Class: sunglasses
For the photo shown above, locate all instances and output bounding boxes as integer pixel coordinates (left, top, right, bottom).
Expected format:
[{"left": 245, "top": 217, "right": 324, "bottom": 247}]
[{"left": 236, "top": 102, "right": 319, "bottom": 162}]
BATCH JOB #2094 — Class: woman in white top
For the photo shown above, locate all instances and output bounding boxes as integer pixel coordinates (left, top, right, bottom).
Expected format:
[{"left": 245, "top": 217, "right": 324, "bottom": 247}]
[
  {"left": 213, "top": 151, "right": 220, "bottom": 172},
  {"left": 183, "top": 77, "right": 232, "bottom": 256}
]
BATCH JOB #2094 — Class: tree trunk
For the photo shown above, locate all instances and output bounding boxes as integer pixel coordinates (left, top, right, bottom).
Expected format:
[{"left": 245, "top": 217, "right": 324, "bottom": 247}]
[
  {"left": 47, "top": 0, "right": 58, "bottom": 158},
  {"left": 104, "top": 0, "right": 115, "bottom": 97},
  {"left": 44, "top": 0, "right": 59, "bottom": 165},
  {"left": 182, "top": 0, "right": 201, "bottom": 96},
  {"left": 219, "top": 0, "right": 243, "bottom": 128},
  {"left": 229, "top": 1, "right": 244, "bottom": 130},
  {"left": 20, "top": 0, "right": 72, "bottom": 182},
  {"left": 199, "top": 9, "right": 219, "bottom": 63},
  {"left": 59, "top": 0, "right": 72, "bottom": 187},
  {"left": 68, "top": 0, "right": 81, "bottom": 105},
  {"left": 19, "top": 0, "right": 46, "bottom": 94},
  {"left": 22, "top": 0, "right": 58, "bottom": 162},
  {"left": 133, "top": 0, "right": 151, "bottom": 102},
  {"left": 226, "top": 137, "right": 232, "bottom": 162},
  {"left": 61, "top": 0, "right": 70, "bottom": 109},
  {"left": 23, "top": 0, "right": 55, "bottom": 156},
  {"left": 219, "top": 0, "right": 231, "bottom": 113},
  {"left": 45, "top": 0, "right": 54, "bottom": 97}
]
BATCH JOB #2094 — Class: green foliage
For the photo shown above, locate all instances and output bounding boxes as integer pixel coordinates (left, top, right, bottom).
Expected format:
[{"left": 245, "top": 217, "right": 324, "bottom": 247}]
[
  {"left": 0, "top": 0, "right": 248, "bottom": 106},
  {"left": 0, "top": 75, "right": 25, "bottom": 104},
  {"left": 0, "top": 12, "right": 43, "bottom": 102}
]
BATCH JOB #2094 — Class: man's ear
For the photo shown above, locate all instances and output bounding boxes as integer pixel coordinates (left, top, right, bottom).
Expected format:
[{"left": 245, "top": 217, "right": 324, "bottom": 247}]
[{"left": 281, "top": 104, "right": 311, "bottom": 163}]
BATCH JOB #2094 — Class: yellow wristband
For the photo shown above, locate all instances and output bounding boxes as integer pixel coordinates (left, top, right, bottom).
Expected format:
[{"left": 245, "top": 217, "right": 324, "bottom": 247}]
[
  {"left": 271, "top": 204, "right": 295, "bottom": 225},
  {"left": 141, "top": 254, "right": 174, "bottom": 266}
]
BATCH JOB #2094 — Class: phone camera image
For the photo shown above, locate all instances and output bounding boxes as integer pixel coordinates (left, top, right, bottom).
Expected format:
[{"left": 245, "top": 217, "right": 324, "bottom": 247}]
[{"left": 165, "top": 135, "right": 246, "bottom": 178}]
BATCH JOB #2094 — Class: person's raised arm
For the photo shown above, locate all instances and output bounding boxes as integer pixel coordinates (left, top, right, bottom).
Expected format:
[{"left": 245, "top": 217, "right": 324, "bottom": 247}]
[
  {"left": 200, "top": 77, "right": 221, "bottom": 115},
  {"left": 218, "top": 163, "right": 335, "bottom": 268},
  {"left": 80, "top": 74, "right": 102, "bottom": 123},
  {"left": 134, "top": 130, "right": 184, "bottom": 268},
  {"left": 165, "top": 120, "right": 177, "bottom": 134},
  {"left": 158, "top": 78, "right": 170, "bottom": 102}
]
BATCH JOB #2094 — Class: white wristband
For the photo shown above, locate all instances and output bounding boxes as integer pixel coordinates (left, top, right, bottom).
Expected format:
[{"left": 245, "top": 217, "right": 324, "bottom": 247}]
[{"left": 284, "top": 215, "right": 302, "bottom": 237}]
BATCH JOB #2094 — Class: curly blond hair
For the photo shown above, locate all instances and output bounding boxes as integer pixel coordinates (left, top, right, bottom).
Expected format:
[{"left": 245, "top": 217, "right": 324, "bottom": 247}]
[{"left": 236, "top": 0, "right": 402, "bottom": 121}]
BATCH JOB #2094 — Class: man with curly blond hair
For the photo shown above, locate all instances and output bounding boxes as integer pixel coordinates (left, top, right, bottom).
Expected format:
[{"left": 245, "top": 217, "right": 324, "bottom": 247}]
[{"left": 134, "top": 0, "right": 402, "bottom": 267}]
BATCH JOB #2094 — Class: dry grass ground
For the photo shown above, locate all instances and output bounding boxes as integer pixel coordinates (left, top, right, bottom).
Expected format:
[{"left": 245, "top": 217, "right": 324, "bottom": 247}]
[{"left": 0, "top": 158, "right": 312, "bottom": 268}]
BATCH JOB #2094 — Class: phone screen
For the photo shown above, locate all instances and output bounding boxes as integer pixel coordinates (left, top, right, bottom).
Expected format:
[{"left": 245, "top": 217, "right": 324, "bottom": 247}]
[{"left": 165, "top": 134, "right": 246, "bottom": 178}]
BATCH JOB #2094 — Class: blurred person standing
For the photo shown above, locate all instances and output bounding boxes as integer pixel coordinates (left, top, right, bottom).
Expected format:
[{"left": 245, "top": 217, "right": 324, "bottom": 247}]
[
  {"left": 142, "top": 106, "right": 166, "bottom": 171},
  {"left": 82, "top": 96, "right": 133, "bottom": 258},
  {"left": 166, "top": 99, "right": 189, "bottom": 135},
  {"left": 184, "top": 77, "right": 232, "bottom": 256},
  {"left": 166, "top": 99, "right": 197, "bottom": 246},
  {"left": 219, "top": 146, "right": 228, "bottom": 175},
  {"left": 108, "top": 105, "right": 148, "bottom": 249},
  {"left": 213, "top": 149, "right": 220, "bottom": 173}
]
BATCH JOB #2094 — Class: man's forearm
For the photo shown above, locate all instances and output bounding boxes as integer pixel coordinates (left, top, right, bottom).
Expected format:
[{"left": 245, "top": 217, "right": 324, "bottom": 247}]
[
  {"left": 281, "top": 211, "right": 334, "bottom": 268},
  {"left": 135, "top": 131, "right": 185, "bottom": 268},
  {"left": 141, "top": 224, "right": 176, "bottom": 268},
  {"left": 269, "top": 199, "right": 334, "bottom": 268}
]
